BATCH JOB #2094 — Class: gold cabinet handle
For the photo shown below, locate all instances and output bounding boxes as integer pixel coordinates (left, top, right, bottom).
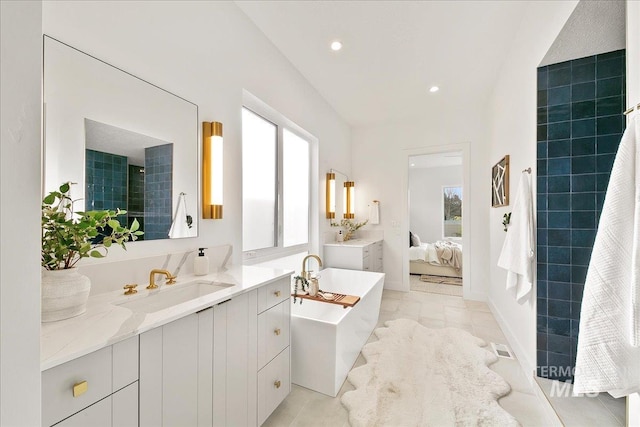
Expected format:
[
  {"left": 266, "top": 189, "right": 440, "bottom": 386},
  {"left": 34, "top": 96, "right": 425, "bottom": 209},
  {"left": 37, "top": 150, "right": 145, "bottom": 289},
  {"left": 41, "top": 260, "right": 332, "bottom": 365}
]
[
  {"left": 274, "top": 290, "right": 281, "bottom": 297},
  {"left": 274, "top": 380, "right": 281, "bottom": 389},
  {"left": 274, "top": 328, "right": 281, "bottom": 336},
  {"left": 73, "top": 381, "right": 88, "bottom": 397},
  {"left": 123, "top": 284, "right": 138, "bottom": 295}
]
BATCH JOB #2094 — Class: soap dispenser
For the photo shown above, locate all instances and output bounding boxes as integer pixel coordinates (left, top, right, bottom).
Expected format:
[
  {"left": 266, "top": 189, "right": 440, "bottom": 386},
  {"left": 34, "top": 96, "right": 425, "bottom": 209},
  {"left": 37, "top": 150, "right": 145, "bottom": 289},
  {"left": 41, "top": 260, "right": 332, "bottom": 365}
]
[{"left": 194, "top": 248, "right": 209, "bottom": 276}]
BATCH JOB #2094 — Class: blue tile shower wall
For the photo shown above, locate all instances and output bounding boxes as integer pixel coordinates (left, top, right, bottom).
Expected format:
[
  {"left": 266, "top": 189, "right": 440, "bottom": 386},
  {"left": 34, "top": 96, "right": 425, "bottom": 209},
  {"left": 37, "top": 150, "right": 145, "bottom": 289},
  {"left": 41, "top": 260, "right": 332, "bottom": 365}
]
[
  {"left": 536, "top": 50, "right": 625, "bottom": 381},
  {"left": 85, "top": 149, "right": 128, "bottom": 226},
  {"left": 144, "top": 144, "right": 173, "bottom": 240}
]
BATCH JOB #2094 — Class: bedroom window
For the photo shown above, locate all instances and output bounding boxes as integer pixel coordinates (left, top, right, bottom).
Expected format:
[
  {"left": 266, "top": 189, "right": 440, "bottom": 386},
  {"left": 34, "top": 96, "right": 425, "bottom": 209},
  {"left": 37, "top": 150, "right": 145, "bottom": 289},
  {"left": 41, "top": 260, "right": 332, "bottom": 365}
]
[
  {"left": 443, "top": 186, "right": 462, "bottom": 238},
  {"left": 241, "top": 102, "right": 312, "bottom": 258}
]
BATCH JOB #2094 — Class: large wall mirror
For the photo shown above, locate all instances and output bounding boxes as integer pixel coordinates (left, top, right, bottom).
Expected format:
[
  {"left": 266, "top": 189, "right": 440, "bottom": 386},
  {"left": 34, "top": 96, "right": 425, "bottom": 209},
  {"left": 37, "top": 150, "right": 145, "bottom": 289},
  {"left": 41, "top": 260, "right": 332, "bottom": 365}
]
[{"left": 43, "top": 36, "right": 198, "bottom": 240}]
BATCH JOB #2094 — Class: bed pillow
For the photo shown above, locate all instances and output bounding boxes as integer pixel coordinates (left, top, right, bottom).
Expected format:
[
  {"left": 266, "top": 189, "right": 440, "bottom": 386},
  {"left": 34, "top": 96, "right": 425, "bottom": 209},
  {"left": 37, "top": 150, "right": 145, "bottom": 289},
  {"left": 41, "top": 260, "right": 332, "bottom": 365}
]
[
  {"left": 411, "top": 233, "right": 422, "bottom": 247},
  {"left": 409, "top": 231, "right": 414, "bottom": 247}
]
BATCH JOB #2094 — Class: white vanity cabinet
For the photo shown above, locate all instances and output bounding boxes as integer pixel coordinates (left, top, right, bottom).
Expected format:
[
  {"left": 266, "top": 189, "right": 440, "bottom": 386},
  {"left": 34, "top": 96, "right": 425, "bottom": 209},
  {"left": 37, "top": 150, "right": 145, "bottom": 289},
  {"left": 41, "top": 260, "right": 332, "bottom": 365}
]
[
  {"left": 324, "top": 239, "right": 383, "bottom": 272},
  {"left": 138, "top": 276, "right": 291, "bottom": 427},
  {"left": 211, "top": 290, "right": 258, "bottom": 427},
  {"left": 256, "top": 278, "right": 291, "bottom": 426},
  {"left": 138, "top": 294, "right": 258, "bottom": 427},
  {"left": 139, "top": 310, "right": 208, "bottom": 427},
  {"left": 41, "top": 335, "right": 139, "bottom": 427},
  {"left": 42, "top": 269, "right": 292, "bottom": 427}
]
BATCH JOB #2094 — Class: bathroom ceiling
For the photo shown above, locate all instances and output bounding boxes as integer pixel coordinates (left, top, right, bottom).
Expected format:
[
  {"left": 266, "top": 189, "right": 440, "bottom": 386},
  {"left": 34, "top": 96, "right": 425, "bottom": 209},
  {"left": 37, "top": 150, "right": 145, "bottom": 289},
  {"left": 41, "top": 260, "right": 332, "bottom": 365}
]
[{"left": 236, "top": 1, "right": 532, "bottom": 128}]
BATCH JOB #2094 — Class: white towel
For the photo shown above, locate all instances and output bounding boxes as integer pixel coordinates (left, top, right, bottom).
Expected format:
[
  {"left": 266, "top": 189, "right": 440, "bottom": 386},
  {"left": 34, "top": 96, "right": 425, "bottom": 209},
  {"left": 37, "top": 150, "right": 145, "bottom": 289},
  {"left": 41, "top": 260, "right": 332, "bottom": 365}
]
[
  {"left": 369, "top": 201, "right": 380, "bottom": 225},
  {"left": 497, "top": 172, "right": 534, "bottom": 302},
  {"left": 573, "top": 115, "right": 640, "bottom": 398},
  {"left": 168, "top": 193, "right": 192, "bottom": 239}
]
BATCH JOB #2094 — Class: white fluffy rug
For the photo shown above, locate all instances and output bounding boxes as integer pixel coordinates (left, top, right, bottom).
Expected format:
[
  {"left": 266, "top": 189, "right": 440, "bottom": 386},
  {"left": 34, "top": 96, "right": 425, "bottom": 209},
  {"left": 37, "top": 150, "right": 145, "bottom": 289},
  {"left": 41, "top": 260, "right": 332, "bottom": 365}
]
[{"left": 341, "top": 319, "right": 519, "bottom": 427}]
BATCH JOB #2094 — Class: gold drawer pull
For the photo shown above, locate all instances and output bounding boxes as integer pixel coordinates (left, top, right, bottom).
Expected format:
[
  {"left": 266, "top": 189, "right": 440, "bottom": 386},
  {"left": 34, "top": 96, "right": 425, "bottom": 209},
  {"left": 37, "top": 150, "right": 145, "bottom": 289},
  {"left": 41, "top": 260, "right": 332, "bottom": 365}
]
[
  {"left": 274, "top": 328, "right": 281, "bottom": 336},
  {"left": 274, "top": 380, "right": 281, "bottom": 389},
  {"left": 73, "top": 381, "right": 88, "bottom": 397},
  {"left": 274, "top": 290, "right": 281, "bottom": 297}
]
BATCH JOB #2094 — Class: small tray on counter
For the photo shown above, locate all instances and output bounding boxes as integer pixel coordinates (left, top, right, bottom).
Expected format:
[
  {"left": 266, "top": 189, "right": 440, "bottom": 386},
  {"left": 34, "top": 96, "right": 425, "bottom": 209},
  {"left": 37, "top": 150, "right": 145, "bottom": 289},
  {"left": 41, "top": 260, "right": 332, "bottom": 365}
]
[{"left": 291, "top": 291, "right": 360, "bottom": 308}]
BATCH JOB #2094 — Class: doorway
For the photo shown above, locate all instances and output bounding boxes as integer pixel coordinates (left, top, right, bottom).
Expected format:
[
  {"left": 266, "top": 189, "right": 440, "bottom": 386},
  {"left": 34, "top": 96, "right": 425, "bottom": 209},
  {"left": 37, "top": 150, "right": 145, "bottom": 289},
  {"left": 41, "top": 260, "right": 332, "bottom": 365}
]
[{"left": 401, "top": 143, "right": 471, "bottom": 298}]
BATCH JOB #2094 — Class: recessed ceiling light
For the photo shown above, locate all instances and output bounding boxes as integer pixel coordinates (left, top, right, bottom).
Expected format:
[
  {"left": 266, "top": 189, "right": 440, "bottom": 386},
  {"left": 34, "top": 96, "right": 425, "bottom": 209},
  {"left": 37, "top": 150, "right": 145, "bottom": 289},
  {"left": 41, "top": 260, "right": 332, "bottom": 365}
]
[
  {"left": 410, "top": 163, "right": 416, "bottom": 167},
  {"left": 429, "top": 86, "right": 439, "bottom": 93},
  {"left": 330, "top": 41, "right": 343, "bottom": 51}
]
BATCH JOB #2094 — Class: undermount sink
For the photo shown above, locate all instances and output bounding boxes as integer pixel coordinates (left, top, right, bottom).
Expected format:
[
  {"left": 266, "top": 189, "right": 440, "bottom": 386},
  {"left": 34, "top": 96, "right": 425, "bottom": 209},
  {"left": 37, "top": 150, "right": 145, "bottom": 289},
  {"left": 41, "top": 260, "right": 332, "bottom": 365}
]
[{"left": 117, "top": 280, "right": 234, "bottom": 313}]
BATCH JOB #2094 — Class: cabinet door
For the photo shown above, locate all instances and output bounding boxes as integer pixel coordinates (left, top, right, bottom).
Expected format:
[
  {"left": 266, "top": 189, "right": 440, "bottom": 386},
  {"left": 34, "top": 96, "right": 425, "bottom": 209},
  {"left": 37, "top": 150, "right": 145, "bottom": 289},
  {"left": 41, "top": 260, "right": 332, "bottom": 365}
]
[
  {"left": 224, "top": 291, "right": 258, "bottom": 427},
  {"left": 140, "top": 310, "right": 213, "bottom": 427},
  {"left": 112, "top": 382, "right": 138, "bottom": 427}
]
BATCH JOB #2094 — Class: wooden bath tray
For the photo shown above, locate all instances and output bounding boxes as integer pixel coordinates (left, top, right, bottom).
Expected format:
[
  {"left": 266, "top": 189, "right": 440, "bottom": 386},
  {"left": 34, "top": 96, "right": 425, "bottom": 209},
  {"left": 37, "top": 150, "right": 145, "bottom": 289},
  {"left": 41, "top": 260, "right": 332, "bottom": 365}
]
[{"left": 291, "top": 292, "right": 360, "bottom": 308}]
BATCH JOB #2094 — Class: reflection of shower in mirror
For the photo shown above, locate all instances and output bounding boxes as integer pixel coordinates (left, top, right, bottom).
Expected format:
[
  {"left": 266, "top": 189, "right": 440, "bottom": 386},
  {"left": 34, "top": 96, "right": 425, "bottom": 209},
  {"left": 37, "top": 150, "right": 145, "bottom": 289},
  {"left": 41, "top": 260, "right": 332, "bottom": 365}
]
[{"left": 84, "top": 118, "right": 174, "bottom": 241}]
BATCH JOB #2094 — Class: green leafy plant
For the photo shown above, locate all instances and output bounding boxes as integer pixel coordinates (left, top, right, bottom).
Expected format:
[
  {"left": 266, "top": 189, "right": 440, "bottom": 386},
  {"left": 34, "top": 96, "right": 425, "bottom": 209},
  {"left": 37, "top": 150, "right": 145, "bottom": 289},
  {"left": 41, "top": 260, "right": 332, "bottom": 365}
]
[
  {"left": 292, "top": 275, "right": 309, "bottom": 304},
  {"left": 502, "top": 212, "right": 511, "bottom": 232},
  {"left": 42, "top": 182, "right": 144, "bottom": 270},
  {"left": 330, "top": 218, "right": 368, "bottom": 241}
]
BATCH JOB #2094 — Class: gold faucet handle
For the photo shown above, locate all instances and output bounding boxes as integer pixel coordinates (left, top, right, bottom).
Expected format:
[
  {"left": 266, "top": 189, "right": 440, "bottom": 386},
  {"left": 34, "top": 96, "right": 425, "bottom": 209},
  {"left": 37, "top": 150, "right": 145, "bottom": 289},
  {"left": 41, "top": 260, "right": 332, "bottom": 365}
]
[
  {"left": 123, "top": 284, "right": 138, "bottom": 295},
  {"left": 166, "top": 275, "right": 177, "bottom": 285}
]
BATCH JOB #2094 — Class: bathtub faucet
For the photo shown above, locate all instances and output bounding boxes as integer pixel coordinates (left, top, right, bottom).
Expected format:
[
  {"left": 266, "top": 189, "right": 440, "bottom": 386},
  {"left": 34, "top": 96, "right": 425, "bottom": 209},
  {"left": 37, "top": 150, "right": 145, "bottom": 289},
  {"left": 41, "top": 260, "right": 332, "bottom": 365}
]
[{"left": 301, "top": 254, "right": 322, "bottom": 280}]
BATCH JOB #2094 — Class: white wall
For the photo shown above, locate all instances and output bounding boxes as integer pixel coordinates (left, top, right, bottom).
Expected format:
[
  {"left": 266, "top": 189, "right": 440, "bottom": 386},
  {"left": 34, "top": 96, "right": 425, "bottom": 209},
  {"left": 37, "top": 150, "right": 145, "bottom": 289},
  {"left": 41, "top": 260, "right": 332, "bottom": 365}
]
[
  {"left": 352, "top": 114, "right": 489, "bottom": 298},
  {"left": 488, "top": 1, "right": 578, "bottom": 380},
  {"left": 409, "top": 165, "right": 462, "bottom": 244},
  {"left": 0, "top": 1, "right": 42, "bottom": 424},
  {"left": 42, "top": 1, "right": 351, "bottom": 274}
]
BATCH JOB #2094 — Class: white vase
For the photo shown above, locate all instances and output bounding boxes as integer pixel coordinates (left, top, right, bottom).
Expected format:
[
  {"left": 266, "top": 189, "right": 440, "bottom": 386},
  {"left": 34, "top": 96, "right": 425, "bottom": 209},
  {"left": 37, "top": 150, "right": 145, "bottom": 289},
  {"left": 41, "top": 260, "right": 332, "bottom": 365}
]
[
  {"left": 308, "top": 278, "right": 319, "bottom": 297},
  {"left": 41, "top": 268, "right": 91, "bottom": 323}
]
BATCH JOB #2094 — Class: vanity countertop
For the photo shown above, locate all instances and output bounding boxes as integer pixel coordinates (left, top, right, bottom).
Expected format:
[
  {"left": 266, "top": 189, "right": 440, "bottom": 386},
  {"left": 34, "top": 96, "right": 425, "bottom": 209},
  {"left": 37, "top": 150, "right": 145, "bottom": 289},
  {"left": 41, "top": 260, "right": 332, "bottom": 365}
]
[
  {"left": 40, "top": 264, "right": 293, "bottom": 371},
  {"left": 323, "top": 238, "right": 382, "bottom": 248}
]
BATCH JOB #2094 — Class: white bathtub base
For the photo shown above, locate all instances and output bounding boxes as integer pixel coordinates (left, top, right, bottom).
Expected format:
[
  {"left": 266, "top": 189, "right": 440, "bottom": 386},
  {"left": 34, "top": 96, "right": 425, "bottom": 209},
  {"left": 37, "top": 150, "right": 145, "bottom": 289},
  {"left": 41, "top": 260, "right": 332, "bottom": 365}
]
[{"left": 291, "top": 269, "right": 384, "bottom": 397}]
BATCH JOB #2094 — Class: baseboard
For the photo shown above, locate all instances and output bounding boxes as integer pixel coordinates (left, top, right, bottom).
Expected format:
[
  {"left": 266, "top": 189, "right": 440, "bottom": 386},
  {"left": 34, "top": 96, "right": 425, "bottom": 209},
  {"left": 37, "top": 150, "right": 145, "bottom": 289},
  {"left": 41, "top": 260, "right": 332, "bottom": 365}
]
[
  {"left": 383, "top": 280, "right": 404, "bottom": 291},
  {"left": 464, "top": 291, "right": 487, "bottom": 301},
  {"left": 486, "top": 298, "right": 535, "bottom": 387},
  {"left": 532, "top": 377, "right": 564, "bottom": 426},
  {"left": 487, "top": 299, "right": 563, "bottom": 425}
]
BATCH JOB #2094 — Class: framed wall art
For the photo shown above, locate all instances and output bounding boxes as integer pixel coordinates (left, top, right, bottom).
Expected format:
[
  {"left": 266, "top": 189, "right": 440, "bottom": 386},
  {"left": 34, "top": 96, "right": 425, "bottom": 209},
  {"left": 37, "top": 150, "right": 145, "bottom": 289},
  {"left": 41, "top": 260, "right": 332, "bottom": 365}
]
[{"left": 492, "top": 155, "right": 509, "bottom": 207}]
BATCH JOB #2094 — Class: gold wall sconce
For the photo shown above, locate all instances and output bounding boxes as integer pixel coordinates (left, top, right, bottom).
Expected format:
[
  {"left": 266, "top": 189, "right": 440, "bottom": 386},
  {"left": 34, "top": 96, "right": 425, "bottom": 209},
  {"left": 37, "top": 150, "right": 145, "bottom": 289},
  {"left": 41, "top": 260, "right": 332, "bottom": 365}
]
[
  {"left": 202, "top": 121, "right": 223, "bottom": 219},
  {"left": 326, "top": 172, "right": 336, "bottom": 219},
  {"left": 344, "top": 181, "right": 355, "bottom": 219}
]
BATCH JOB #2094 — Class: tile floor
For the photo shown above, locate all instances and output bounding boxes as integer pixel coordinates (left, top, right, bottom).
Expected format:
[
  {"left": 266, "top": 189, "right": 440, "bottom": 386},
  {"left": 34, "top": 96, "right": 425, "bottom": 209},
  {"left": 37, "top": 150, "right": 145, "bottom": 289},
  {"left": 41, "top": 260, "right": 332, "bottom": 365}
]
[
  {"left": 536, "top": 377, "right": 626, "bottom": 427},
  {"left": 264, "top": 287, "right": 556, "bottom": 427}
]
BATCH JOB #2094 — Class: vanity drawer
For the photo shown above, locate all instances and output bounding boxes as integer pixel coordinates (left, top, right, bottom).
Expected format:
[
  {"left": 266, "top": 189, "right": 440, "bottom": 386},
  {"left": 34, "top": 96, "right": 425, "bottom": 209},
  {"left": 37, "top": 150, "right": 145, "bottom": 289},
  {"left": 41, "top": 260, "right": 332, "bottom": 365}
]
[
  {"left": 363, "top": 244, "right": 371, "bottom": 256},
  {"left": 257, "top": 347, "right": 290, "bottom": 426},
  {"left": 42, "top": 336, "right": 139, "bottom": 426},
  {"left": 258, "top": 300, "right": 290, "bottom": 369},
  {"left": 42, "top": 346, "right": 112, "bottom": 426},
  {"left": 257, "top": 276, "right": 290, "bottom": 314}
]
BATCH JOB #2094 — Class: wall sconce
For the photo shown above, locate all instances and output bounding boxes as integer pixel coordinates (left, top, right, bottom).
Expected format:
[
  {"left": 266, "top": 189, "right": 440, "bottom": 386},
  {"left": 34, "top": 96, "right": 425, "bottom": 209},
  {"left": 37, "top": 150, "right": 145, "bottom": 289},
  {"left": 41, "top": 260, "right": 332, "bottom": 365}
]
[
  {"left": 202, "top": 121, "right": 223, "bottom": 219},
  {"left": 326, "top": 172, "right": 336, "bottom": 219},
  {"left": 344, "top": 181, "right": 355, "bottom": 219}
]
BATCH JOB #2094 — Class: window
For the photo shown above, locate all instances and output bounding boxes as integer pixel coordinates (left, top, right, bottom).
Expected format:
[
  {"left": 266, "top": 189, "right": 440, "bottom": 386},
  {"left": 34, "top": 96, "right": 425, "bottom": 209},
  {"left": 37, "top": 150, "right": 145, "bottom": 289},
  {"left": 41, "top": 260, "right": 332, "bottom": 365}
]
[
  {"left": 242, "top": 105, "right": 311, "bottom": 256},
  {"left": 443, "top": 186, "right": 462, "bottom": 238}
]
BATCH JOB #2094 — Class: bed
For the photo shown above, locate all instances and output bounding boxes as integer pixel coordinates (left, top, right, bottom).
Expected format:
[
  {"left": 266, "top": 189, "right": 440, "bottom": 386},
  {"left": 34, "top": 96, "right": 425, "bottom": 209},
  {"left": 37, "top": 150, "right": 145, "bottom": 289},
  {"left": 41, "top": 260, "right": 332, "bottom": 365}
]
[{"left": 409, "top": 240, "right": 462, "bottom": 278}]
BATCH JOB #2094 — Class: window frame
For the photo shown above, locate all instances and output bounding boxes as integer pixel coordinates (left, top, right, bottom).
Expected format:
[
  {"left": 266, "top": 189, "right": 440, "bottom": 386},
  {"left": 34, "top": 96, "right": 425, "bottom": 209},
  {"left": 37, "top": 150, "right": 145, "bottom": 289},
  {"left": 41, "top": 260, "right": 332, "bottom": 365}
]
[{"left": 241, "top": 95, "right": 314, "bottom": 261}]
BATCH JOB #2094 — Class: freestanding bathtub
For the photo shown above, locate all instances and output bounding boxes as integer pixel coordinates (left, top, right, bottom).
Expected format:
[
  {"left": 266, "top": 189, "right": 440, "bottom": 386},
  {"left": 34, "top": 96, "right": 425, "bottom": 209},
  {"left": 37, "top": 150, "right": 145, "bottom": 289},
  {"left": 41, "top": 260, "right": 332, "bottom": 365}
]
[{"left": 291, "top": 267, "right": 385, "bottom": 397}]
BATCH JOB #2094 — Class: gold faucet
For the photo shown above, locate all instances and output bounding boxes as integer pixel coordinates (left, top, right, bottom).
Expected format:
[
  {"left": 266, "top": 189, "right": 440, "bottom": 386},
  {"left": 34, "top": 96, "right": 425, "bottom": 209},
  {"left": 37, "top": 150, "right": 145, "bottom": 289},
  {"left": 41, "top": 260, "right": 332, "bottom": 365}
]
[
  {"left": 147, "top": 269, "right": 177, "bottom": 290},
  {"left": 301, "top": 254, "right": 322, "bottom": 280}
]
